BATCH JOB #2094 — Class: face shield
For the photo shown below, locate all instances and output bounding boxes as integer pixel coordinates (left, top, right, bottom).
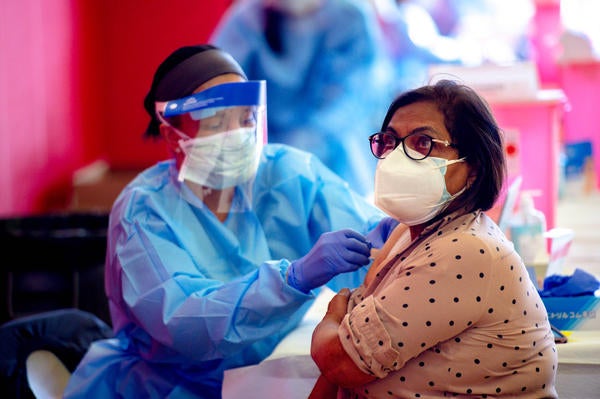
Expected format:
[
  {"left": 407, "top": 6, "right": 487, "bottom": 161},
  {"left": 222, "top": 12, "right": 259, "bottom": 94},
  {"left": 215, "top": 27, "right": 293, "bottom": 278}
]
[{"left": 155, "top": 80, "right": 267, "bottom": 213}]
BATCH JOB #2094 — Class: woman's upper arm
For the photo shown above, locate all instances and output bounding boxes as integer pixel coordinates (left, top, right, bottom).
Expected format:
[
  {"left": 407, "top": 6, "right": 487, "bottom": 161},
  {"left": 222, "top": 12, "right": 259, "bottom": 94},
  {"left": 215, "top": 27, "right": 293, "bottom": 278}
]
[
  {"left": 311, "top": 290, "right": 376, "bottom": 388},
  {"left": 337, "top": 234, "right": 493, "bottom": 377}
]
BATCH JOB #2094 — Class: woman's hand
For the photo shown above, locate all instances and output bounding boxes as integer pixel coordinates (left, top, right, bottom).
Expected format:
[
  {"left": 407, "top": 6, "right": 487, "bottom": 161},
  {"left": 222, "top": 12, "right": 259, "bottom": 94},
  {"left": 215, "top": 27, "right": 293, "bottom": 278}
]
[
  {"left": 322, "top": 287, "right": 351, "bottom": 323},
  {"left": 310, "top": 289, "right": 375, "bottom": 388}
]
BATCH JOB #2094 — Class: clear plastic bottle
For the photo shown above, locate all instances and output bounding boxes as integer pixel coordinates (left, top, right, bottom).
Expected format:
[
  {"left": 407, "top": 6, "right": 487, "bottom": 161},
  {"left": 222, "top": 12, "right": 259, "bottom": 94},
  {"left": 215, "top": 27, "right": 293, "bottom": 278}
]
[{"left": 509, "top": 191, "right": 547, "bottom": 265}]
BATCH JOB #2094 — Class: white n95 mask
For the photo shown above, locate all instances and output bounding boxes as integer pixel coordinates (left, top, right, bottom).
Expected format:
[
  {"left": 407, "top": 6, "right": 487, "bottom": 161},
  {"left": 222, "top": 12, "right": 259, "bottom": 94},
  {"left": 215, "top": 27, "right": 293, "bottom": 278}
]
[
  {"left": 374, "top": 145, "right": 465, "bottom": 226},
  {"left": 177, "top": 127, "right": 260, "bottom": 189}
]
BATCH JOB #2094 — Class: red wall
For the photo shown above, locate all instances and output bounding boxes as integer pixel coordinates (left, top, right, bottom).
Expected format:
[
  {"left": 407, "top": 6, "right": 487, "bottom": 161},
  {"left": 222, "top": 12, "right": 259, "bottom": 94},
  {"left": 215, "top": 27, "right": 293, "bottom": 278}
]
[
  {"left": 95, "top": 1, "right": 233, "bottom": 169},
  {"left": 1, "top": 1, "right": 82, "bottom": 215},
  {"left": 0, "top": 0, "right": 231, "bottom": 216}
]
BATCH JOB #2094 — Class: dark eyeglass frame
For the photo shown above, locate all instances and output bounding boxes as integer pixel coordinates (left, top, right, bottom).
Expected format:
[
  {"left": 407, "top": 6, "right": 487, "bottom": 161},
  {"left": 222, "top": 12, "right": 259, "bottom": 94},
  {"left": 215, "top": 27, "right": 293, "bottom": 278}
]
[{"left": 368, "top": 131, "right": 458, "bottom": 160}]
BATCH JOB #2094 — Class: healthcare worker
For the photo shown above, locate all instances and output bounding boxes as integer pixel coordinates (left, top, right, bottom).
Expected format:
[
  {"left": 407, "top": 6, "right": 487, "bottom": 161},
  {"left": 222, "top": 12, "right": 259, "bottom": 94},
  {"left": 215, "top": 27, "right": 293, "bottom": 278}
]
[
  {"left": 210, "top": 0, "right": 395, "bottom": 197},
  {"left": 370, "top": 0, "right": 463, "bottom": 94},
  {"left": 63, "top": 45, "right": 394, "bottom": 398}
]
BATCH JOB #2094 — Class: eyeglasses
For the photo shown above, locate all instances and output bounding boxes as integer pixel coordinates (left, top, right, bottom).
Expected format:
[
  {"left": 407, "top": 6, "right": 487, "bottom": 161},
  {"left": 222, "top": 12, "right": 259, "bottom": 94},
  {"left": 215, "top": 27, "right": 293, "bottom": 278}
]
[{"left": 368, "top": 131, "right": 457, "bottom": 160}]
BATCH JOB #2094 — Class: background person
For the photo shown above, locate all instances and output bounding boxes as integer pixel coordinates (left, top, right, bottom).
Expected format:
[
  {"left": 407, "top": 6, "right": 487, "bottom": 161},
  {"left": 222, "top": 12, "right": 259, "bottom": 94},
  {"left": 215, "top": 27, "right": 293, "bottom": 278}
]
[
  {"left": 310, "top": 80, "right": 558, "bottom": 398},
  {"left": 369, "top": 0, "right": 463, "bottom": 94},
  {"left": 210, "top": 0, "right": 395, "bottom": 197},
  {"left": 62, "top": 44, "right": 395, "bottom": 398}
]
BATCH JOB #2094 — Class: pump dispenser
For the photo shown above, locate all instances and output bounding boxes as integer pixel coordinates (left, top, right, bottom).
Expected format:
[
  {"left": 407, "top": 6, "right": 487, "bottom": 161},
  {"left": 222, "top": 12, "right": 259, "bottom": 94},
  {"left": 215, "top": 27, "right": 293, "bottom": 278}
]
[{"left": 509, "top": 190, "right": 547, "bottom": 265}]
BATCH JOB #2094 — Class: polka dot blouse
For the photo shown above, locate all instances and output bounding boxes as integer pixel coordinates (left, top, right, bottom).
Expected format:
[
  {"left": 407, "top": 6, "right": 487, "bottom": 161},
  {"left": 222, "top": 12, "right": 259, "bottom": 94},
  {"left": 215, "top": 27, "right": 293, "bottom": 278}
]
[{"left": 338, "top": 210, "right": 558, "bottom": 398}]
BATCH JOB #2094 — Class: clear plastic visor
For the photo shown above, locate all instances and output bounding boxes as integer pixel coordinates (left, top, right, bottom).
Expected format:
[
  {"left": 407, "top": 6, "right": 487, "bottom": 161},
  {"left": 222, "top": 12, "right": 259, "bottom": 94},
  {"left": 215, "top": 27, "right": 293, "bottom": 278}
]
[
  {"left": 155, "top": 81, "right": 267, "bottom": 214},
  {"left": 155, "top": 80, "right": 267, "bottom": 144}
]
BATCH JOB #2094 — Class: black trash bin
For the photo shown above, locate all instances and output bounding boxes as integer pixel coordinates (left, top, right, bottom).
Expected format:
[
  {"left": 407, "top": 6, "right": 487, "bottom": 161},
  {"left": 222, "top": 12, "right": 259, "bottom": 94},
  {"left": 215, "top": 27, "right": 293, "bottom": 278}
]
[{"left": 0, "top": 212, "right": 111, "bottom": 326}]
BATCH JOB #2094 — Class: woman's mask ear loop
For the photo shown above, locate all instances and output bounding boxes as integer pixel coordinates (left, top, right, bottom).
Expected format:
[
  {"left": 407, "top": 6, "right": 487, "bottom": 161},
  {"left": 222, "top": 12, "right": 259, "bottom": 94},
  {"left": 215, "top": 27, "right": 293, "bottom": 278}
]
[
  {"left": 157, "top": 119, "right": 183, "bottom": 155},
  {"left": 155, "top": 102, "right": 187, "bottom": 155},
  {"left": 156, "top": 117, "right": 189, "bottom": 173}
]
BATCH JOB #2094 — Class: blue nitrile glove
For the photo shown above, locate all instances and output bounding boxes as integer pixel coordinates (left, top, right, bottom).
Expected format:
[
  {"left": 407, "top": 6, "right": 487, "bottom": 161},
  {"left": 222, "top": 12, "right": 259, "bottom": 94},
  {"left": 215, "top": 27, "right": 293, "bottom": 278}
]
[
  {"left": 366, "top": 217, "right": 399, "bottom": 249},
  {"left": 287, "top": 229, "right": 372, "bottom": 293}
]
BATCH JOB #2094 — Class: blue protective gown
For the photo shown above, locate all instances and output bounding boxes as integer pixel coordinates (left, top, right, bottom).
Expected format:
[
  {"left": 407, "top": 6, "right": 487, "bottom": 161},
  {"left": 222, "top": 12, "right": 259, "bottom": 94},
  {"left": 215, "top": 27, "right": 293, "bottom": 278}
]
[
  {"left": 64, "top": 144, "right": 384, "bottom": 398},
  {"left": 375, "top": 0, "right": 462, "bottom": 94},
  {"left": 210, "top": 0, "right": 396, "bottom": 197}
]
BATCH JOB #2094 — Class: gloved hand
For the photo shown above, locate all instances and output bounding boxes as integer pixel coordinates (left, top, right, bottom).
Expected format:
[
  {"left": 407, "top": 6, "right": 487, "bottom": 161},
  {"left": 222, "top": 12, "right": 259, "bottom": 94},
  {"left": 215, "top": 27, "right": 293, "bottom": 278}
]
[
  {"left": 287, "top": 229, "right": 372, "bottom": 293},
  {"left": 366, "top": 217, "right": 399, "bottom": 249}
]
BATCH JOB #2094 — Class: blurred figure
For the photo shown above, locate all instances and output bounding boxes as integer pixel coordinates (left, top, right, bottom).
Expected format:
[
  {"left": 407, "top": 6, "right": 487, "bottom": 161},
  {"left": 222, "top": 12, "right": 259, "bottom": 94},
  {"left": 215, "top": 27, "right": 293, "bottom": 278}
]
[
  {"left": 210, "top": 0, "right": 395, "bottom": 197},
  {"left": 371, "top": 0, "right": 534, "bottom": 93},
  {"left": 411, "top": 0, "right": 461, "bottom": 36},
  {"left": 419, "top": 0, "right": 534, "bottom": 66},
  {"left": 370, "top": 0, "right": 463, "bottom": 93}
]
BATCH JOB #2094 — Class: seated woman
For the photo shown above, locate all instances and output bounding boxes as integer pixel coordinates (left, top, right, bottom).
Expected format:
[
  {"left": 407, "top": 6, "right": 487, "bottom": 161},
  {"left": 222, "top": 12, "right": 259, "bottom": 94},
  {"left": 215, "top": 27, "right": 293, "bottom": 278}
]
[{"left": 310, "top": 79, "right": 558, "bottom": 398}]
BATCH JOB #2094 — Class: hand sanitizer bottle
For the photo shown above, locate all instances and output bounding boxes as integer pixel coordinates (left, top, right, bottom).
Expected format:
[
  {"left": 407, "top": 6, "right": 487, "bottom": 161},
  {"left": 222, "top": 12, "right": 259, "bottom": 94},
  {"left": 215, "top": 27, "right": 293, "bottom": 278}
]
[{"left": 509, "top": 191, "right": 547, "bottom": 266}]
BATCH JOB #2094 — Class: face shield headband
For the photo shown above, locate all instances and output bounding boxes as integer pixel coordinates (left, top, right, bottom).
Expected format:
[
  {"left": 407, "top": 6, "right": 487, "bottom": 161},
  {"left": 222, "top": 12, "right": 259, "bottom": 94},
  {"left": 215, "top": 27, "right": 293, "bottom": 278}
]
[
  {"left": 155, "top": 81, "right": 267, "bottom": 213},
  {"left": 155, "top": 80, "right": 267, "bottom": 143}
]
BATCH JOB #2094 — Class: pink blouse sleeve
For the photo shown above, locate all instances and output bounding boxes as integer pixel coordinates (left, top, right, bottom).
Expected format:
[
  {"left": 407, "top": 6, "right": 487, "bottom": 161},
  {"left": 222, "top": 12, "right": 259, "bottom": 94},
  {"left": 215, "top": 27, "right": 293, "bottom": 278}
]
[{"left": 339, "top": 231, "right": 498, "bottom": 378}]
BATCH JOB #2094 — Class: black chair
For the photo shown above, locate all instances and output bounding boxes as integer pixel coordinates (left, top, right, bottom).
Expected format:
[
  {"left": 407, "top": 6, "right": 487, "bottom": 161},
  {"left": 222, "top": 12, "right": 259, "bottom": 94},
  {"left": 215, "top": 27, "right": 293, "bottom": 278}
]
[
  {"left": 0, "top": 308, "right": 113, "bottom": 399},
  {"left": 0, "top": 212, "right": 111, "bottom": 326}
]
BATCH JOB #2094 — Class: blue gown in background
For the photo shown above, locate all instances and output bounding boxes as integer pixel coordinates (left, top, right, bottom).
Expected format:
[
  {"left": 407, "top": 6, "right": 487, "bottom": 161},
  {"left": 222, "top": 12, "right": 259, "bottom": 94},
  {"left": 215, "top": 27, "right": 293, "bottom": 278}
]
[
  {"left": 210, "top": 0, "right": 395, "bottom": 197},
  {"left": 374, "top": 0, "right": 463, "bottom": 94},
  {"left": 64, "top": 144, "right": 385, "bottom": 398}
]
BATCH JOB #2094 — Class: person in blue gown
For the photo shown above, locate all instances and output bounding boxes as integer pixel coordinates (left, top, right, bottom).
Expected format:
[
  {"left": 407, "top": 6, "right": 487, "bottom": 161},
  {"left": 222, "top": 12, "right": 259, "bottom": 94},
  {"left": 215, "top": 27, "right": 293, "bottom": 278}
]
[
  {"left": 210, "top": 0, "right": 395, "bottom": 197},
  {"left": 63, "top": 45, "right": 396, "bottom": 398},
  {"left": 371, "top": 0, "right": 463, "bottom": 94}
]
